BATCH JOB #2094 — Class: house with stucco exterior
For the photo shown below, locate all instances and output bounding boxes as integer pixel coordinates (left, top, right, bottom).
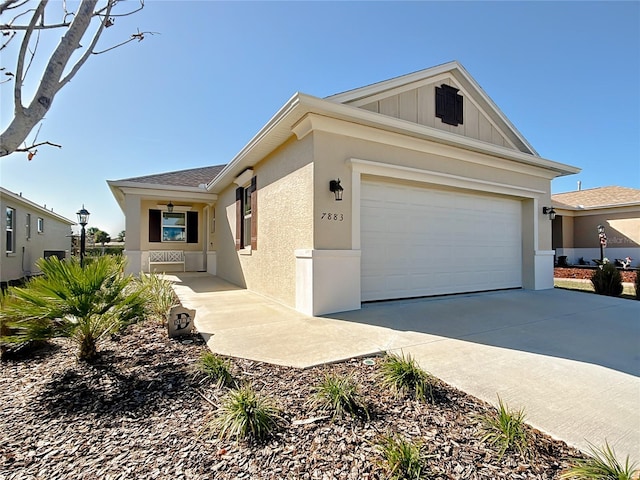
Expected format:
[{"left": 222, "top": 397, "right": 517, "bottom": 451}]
[
  {"left": 551, "top": 186, "right": 640, "bottom": 267},
  {"left": 108, "top": 61, "right": 580, "bottom": 315},
  {"left": 1, "top": 187, "right": 75, "bottom": 286}
]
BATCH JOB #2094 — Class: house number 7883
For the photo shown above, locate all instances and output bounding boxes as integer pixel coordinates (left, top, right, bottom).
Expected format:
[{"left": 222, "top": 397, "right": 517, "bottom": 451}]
[{"left": 321, "top": 213, "right": 344, "bottom": 221}]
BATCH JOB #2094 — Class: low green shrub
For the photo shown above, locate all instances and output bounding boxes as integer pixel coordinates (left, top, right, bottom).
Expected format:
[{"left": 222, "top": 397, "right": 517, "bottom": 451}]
[
  {"left": 309, "top": 373, "right": 369, "bottom": 420},
  {"left": 199, "top": 352, "right": 235, "bottom": 388},
  {"left": 377, "top": 433, "right": 430, "bottom": 480},
  {"left": 476, "top": 395, "right": 530, "bottom": 458},
  {"left": 560, "top": 441, "right": 638, "bottom": 479},
  {"left": 205, "top": 384, "right": 283, "bottom": 443},
  {"left": 379, "top": 352, "right": 435, "bottom": 402},
  {"left": 591, "top": 262, "right": 623, "bottom": 297}
]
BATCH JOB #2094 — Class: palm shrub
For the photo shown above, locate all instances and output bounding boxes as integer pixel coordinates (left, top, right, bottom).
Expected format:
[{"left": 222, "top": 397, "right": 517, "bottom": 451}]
[
  {"left": 377, "top": 433, "right": 430, "bottom": 480},
  {"left": 560, "top": 441, "right": 638, "bottom": 479},
  {"left": 476, "top": 395, "right": 530, "bottom": 458},
  {"left": 136, "top": 272, "right": 178, "bottom": 323},
  {"left": 309, "top": 373, "right": 369, "bottom": 420},
  {"left": 199, "top": 352, "right": 236, "bottom": 388},
  {"left": 379, "top": 352, "right": 435, "bottom": 402},
  {"left": 0, "top": 255, "right": 146, "bottom": 362},
  {"left": 206, "top": 384, "right": 283, "bottom": 443},
  {"left": 591, "top": 262, "right": 623, "bottom": 297}
]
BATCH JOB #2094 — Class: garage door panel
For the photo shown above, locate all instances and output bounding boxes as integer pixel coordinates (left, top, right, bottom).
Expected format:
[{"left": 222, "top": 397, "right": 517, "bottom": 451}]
[{"left": 361, "top": 181, "right": 522, "bottom": 302}]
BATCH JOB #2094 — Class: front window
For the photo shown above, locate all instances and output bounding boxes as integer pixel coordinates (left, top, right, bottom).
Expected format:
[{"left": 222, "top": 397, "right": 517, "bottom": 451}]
[
  {"left": 162, "top": 212, "right": 186, "bottom": 242},
  {"left": 37, "top": 217, "right": 44, "bottom": 233},
  {"left": 6, "top": 207, "right": 15, "bottom": 253},
  {"left": 243, "top": 187, "right": 252, "bottom": 248}
]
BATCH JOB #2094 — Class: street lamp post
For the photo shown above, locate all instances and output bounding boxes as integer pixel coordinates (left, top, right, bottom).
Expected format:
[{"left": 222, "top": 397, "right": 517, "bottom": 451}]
[
  {"left": 597, "top": 224, "right": 607, "bottom": 263},
  {"left": 76, "top": 205, "right": 90, "bottom": 267}
]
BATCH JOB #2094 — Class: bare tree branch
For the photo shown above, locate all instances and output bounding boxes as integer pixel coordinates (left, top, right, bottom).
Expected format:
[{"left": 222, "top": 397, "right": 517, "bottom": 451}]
[
  {"left": 93, "top": 29, "right": 158, "bottom": 55},
  {"left": 0, "top": 0, "right": 30, "bottom": 15},
  {"left": 0, "top": 0, "right": 150, "bottom": 157},
  {"left": 13, "top": 140, "right": 61, "bottom": 151}
]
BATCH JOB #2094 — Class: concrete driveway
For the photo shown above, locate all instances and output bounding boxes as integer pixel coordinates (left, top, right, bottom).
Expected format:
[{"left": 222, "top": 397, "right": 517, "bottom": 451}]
[{"left": 170, "top": 273, "right": 640, "bottom": 464}]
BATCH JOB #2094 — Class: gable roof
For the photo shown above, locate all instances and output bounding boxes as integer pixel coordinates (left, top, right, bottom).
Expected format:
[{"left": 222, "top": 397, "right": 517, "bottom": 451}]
[
  {"left": 116, "top": 165, "right": 225, "bottom": 188},
  {"left": 325, "top": 61, "right": 538, "bottom": 156},
  {"left": 552, "top": 186, "right": 640, "bottom": 209},
  {"left": 0, "top": 187, "right": 75, "bottom": 225}
]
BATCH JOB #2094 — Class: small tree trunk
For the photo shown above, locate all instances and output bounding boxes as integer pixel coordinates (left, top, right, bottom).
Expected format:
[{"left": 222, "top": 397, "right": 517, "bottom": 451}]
[{"left": 78, "top": 334, "right": 98, "bottom": 362}]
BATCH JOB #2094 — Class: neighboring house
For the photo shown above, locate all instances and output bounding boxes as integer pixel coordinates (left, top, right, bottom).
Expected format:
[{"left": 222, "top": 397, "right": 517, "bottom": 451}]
[
  {"left": 108, "top": 61, "right": 579, "bottom": 315},
  {"left": 551, "top": 186, "right": 640, "bottom": 267},
  {"left": 1, "top": 187, "right": 75, "bottom": 286}
]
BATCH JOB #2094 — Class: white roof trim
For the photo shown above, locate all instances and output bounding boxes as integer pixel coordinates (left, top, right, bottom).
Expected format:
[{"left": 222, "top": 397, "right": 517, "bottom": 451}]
[
  {"left": 0, "top": 186, "right": 75, "bottom": 225},
  {"left": 326, "top": 61, "right": 539, "bottom": 156}
]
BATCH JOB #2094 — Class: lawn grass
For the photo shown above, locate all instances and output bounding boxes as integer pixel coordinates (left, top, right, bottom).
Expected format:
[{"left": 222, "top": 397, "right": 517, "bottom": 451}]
[{"left": 554, "top": 279, "right": 636, "bottom": 297}]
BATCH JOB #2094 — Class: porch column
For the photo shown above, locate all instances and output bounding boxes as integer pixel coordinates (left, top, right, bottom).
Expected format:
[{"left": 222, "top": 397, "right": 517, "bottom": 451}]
[{"left": 124, "top": 195, "right": 142, "bottom": 275}]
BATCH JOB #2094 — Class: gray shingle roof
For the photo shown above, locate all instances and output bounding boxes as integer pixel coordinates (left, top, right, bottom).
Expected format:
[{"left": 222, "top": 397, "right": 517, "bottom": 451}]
[
  {"left": 118, "top": 165, "right": 225, "bottom": 188},
  {"left": 552, "top": 186, "right": 640, "bottom": 209}
]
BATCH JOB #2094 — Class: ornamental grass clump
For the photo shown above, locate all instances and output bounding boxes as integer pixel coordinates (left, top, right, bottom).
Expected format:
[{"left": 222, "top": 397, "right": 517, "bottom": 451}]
[
  {"left": 591, "top": 262, "right": 623, "bottom": 297},
  {"left": 379, "top": 352, "right": 435, "bottom": 402},
  {"left": 309, "top": 373, "right": 369, "bottom": 420},
  {"left": 560, "top": 441, "right": 638, "bottom": 479},
  {"left": 136, "top": 272, "right": 178, "bottom": 323},
  {"left": 207, "top": 384, "right": 283, "bottom": 443},
  {"left": 199, "top": 351, "right": 236, "bottom": 388},
  {"left": 0, "top": 255, "right": 146, "bottom": 362},
  {"left": 476, "top": 395, "right": 531, "bottom": 458},
  {"left": 377, "top": 433, "right": 430, "bottom": 480}
]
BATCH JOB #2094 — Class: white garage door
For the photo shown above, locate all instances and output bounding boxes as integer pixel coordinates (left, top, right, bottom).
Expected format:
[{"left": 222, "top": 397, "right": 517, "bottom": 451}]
[{"left": 361, "top": 180, "right": 522, "bottom": 301}]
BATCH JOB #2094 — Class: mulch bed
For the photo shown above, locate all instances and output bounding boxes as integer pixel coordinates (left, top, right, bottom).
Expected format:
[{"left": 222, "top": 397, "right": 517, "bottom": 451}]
[
  {"left": 1, "top": 322, "right": 584, "bottom": 479},
  {"left": 554, "top": 267, "right": 637, "bottom": 283}
]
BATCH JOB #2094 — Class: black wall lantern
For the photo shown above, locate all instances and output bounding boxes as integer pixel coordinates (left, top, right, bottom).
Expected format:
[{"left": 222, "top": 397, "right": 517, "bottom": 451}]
[
  {"left": 167, "top": 201, "right": 174, "bottom": 213},
  {"left": 329, "top": 179, "right": 344, "bottom": 201},
  {"left": 542, "top": 206, "right": 556, "bottom": 220}
]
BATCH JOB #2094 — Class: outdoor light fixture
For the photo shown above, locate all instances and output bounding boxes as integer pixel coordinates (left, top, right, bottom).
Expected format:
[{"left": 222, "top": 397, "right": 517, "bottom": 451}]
[
  {"left": 76, "top": 205, "right": 90, "bottom": 267},
  {"left": 597, "top": 224, "right": 607, "bottom": 262},
  {"left": 167, "top": 201, "right": 174, "bottom": 213},
  {"left": 542, "top": 206, "right": 556, "bottom": 220},
  {"left": 329, "top": 179, "right": 344, "bottom": 201}
]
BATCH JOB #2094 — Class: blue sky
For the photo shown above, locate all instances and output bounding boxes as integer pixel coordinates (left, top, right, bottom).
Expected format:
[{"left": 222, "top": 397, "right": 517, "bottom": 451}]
[{"left": 1, "top": 1, "right": 639, "bottom": 236}]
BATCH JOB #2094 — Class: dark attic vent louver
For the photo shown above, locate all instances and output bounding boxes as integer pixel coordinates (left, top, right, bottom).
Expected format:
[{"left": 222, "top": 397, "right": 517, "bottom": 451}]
[{"left": 435, "top": 84, "right": 463, "bottom": 126}]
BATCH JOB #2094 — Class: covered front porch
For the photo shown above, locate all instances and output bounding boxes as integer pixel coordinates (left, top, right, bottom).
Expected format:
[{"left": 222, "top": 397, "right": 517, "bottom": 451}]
[{"left": 107, "top": 165, "right": 225, "bottom": 277}]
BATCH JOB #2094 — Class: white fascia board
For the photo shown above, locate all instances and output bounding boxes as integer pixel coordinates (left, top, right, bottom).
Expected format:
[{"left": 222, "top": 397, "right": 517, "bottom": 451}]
[
  {"left": 325, "top": 61, "right": 538, "bottom": 156},
  {"left": 206, "top": 88, "right": 579, "bottom": 195},
  {"left": 107, "top": 180, "right": 216, "bottom": 212},
  {"left": 0, "top": 186, "right": 75, "bottom": 224},
  {"left": 325, "top": 61, "right": 461, "bottom": 103},
  {"left": 299, "top": 96, "right": 580, "bottom": 177},
  {"left": 206, "top": 92, "right": 304, "bottom": 193}
]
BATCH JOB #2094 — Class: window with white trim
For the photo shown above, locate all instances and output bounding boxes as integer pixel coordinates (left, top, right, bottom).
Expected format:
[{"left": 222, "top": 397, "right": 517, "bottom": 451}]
[
  {"left": 162, "top": 212, "right": 186, "bottom": 242},
  {"left": 235, "top": 176, "right": 257, "bottom": 251},
  {"left": 37, "top": 217, "right": 44, "bottom": 233},
  {"left": 6, "top": 207, "right": 15, "bottom": 253}
]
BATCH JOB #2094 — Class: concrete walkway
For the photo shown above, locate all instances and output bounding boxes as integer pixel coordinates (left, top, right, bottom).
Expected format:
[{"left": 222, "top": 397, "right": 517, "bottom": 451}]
[{"left": 170, "top": 273, "right": 640, "bottom": 463}]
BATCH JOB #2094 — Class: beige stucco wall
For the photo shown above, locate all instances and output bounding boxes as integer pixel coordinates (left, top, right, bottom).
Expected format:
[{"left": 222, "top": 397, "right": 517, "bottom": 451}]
[
  {"left": 214, "top": 135, "right": 314, "bottom": 307},
  {"left": 360, "top": 77, "right": 514, "bottom": 151},
  {"left": 1, "top": 195, "right": 72, "bottom": 283},
  {"left": 570, "top": 210, "right": 640, "bottom": 249},
  {"left": 310, "top": 129, "right": 552, "bottom": 252}
]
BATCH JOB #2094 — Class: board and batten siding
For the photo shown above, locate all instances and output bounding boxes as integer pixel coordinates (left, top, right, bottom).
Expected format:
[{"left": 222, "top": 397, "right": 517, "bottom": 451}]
[{"left": 360, "top": 79, "right": 512, "bottom": 150}]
